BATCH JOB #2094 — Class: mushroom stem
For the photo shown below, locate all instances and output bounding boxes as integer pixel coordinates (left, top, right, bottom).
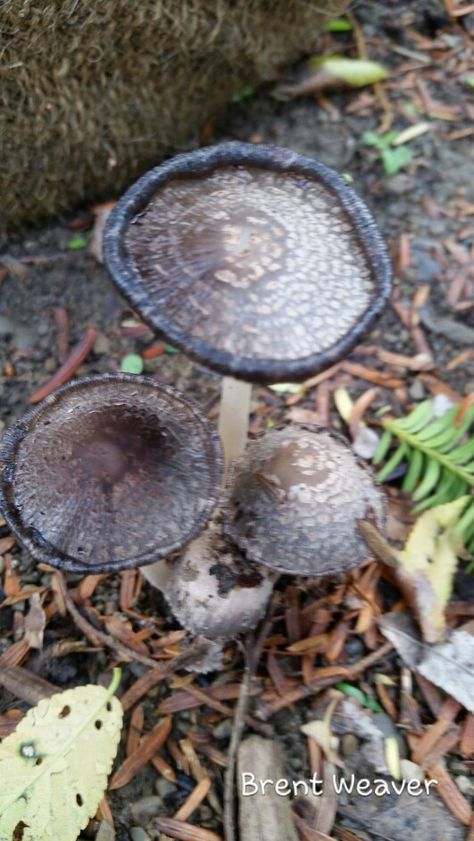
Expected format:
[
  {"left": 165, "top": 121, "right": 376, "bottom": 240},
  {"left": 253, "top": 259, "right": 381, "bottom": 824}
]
[{"left": 218, "top": 377, "right": 252, "bottom": 467}]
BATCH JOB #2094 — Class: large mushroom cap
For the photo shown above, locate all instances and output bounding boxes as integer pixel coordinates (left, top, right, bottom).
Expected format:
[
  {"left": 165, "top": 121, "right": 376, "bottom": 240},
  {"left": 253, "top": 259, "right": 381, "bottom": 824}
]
[
  {"left": 224, "top": 425, "right": 385, "bottom": 576},
  {"left": 164, "top": 524, "right": 275, "bottom": 639},
  {"left": 0, "top": 375, "right": 222, "bottom": 574},
  {"left": 103, "top": 142, "right": 392, "bottom": 384}
]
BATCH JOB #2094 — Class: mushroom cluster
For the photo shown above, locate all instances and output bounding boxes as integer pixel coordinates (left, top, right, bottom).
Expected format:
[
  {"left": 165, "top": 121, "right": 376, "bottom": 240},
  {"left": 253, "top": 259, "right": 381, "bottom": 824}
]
[{"left": 0, "top": 142, "right": 391, "bottom": 663}]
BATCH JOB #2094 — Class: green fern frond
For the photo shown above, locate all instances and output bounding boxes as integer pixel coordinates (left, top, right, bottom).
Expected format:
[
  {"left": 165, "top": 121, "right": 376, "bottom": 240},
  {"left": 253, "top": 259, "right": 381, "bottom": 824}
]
[{"left": 373, "top": 399, "right": 474, "bottom": 551}]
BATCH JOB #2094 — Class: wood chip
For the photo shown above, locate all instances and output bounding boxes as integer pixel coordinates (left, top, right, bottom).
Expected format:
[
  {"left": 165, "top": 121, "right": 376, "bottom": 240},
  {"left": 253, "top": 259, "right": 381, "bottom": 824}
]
[{"left": 238, "top": 736, "right": 299, "bottom": 841}]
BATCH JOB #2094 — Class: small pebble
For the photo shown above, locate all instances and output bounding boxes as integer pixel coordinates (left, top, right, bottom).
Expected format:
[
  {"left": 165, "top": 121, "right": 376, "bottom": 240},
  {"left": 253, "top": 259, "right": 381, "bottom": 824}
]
[
  {"left": 400, "top": 759, "right": 424, "bottom": 783},
  {"left": 432, "top": 393, "right": 454, "bottom": 417},
  {"left": 130, "top": 796, "right": 161, "bottom": 826},
  {"left": 455, "top": 775, "right": 472, "bottom": 796},
  {"left": 200, "top": 806, "right": 213, "bottom": 822},
  {"left": 155, "top": 778, "right": 177, "bottom": 799},
  {"left": 44, "top": 357, "right": 57, "bottom": 373},
  {"left": 95, "top": 821, "right": 115, "bottom": 841},
  {"left": 213, "top": 719, "right": 232, "bottom": 740},
  {"left": 409, "top": 379, "right": 426, "bottom": 401},
  {"left": 130, "top": 829, "right": 150, "bottom": 841},
  {"left": 386, "top": 174, "right": 416, "bottom": 195},
  {"left": 341, "top": 734, "right": 359, "bottom": 756},
  {"left": 94, "top": 334, "right": 111, "bottom": 355},
  {"left": 352, "top": 426, "right": 379, "bottom": 460}
]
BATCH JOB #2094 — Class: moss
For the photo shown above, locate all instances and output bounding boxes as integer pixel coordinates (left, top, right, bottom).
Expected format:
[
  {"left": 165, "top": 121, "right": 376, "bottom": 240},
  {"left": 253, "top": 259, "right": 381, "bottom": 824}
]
[{"left": 1, "top": 0, "right": 346, "bottom": 226}]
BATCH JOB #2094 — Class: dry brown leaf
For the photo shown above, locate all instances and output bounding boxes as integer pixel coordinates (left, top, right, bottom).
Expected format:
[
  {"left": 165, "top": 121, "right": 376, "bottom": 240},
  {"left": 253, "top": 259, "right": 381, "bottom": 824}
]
[
  {"left": 379, "top": 613, "right": 474, "bottom": 712},
  {"left": 109, "top": 716, "right": 172, "bottom": 790}
]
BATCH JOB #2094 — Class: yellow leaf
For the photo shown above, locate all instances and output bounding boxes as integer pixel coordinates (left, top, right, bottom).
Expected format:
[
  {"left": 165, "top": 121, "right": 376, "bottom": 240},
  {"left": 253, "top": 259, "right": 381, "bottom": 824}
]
[
  {"left": 396, "top": 497, "right": 469, "bottom": 641},
  {"left": 333, "top": 386, "right": 354, "bottom": 425},
  {"left": 0, "top": 670, "right": 122, "bottom": 841},
  {"left": 400, "top": 496, "right": 468, "bottom": 577}
]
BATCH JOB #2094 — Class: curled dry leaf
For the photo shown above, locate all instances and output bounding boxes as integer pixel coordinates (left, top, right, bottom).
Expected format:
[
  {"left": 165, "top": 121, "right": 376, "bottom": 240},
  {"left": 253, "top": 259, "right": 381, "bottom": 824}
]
[
  {"left": 0, "top": 670, "right": 122, "bottom": 841},
  {"left": 274, "top": 57, "right": 388, "bottom": 100},
  {"left": 360, "top": 497, "right": 469, "bottom": 643},
  {"left": 379, "top": 612, "right": 474, "bottom": 713},
  {"left": 301, "top": 699, "right": 343, "bottom": 767}
]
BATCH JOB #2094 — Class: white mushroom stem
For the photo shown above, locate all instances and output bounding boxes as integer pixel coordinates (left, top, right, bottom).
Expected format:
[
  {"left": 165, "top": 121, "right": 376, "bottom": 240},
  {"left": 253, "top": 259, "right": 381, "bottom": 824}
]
[{"left": 218, "top": 376, "right": 252, "bottom": 468}]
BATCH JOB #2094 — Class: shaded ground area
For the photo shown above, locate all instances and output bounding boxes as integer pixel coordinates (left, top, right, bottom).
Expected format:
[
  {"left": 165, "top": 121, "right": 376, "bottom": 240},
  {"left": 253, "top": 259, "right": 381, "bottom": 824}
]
[{"left": 0, "top": 2, "right": 473, "bottom": 840}]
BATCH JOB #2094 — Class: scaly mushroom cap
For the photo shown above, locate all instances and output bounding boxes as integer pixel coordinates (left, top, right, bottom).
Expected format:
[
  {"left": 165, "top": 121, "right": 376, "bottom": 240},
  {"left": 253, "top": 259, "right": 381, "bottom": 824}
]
[
  {"left": 224, "top": 425, "right": 385, "bottom": 576},
  {"left": 0, "top": 375, "right": 222, "bottom": 574},
  {"left": 103, "top": 142, "right": 392, "bottom": 384},
  {"left": 164, "top": 524, "right": 275, "bottom": 639}
]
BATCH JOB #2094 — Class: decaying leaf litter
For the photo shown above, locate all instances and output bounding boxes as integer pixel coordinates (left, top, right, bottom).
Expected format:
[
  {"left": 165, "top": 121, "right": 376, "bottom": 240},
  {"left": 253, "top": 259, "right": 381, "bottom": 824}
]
[{"left": 1, "top": 2, "right": 474, "bottom": 840}]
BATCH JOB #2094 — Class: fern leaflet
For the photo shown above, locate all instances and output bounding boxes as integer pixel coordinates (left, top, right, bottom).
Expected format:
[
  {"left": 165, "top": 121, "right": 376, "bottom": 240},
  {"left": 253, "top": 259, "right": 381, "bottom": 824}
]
[{"left": 373, "top": 400, "right": 474, "bottom": 550}]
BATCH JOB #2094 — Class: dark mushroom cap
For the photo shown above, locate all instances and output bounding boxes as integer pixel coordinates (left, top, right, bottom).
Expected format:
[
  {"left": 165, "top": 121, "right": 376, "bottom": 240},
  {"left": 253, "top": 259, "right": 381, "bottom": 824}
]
[
  {"left": 103, "top": 142, "right": 392, "bottom": 385},
  {"left": 165, "top": 523, "right": 275, "bottom": 639},
  {"left": 0, "top": 375, "right": 222, "bottom": 574},
  {"left": 224, "top": 425, "right": 385, "bottom": 576}
]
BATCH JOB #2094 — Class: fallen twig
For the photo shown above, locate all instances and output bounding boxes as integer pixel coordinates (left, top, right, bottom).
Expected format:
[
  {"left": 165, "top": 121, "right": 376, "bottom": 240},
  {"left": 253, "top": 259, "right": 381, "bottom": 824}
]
[
  {"left": 29, "top": 325, "right": 97, "bottom": 403},
  {"left": 56, "top": 571, "right": 207, "bottom": 673}
]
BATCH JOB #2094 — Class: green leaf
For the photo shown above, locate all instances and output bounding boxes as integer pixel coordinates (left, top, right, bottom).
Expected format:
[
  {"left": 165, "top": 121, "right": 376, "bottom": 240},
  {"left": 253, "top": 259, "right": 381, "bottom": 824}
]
[
  {"left": 164, "top": 344, "right": 179, "bottom": 354},
  {"left": 308, "top": 56, "right": 388, "bottom": 88},
  {"left": 67, "top": 235, "right": 89, "bottom": 250},
  {"left": 377, "top": 442, "right": 408, "bottom": 482},
  {"left": 0, "top": 670, "right": 123, "bottom": 841},
  {"left": 232, "top": 86, "right": 256, "bottom": 103},
  {"left": 120, "top": 353, "right": 143, "bottom": 374},
  {"left": 382, "top": 146, "right": 413, "bottom": 176},
  {"left": 373, "top": 429, "right": 392, "bottom": 463},
  {"left": 325, "top": 18, "right": 352, "bottom": 32},
  {"left": 335, "top": 682, "right": 383, "bottom": 713},
  {"left": 361, "top": 130, "right": 383, "bottom": 148}
]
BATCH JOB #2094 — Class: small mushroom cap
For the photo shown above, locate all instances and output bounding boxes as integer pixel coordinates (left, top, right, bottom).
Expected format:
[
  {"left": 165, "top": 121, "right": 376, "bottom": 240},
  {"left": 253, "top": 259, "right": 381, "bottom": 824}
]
[
  {"left": 164, "top": 524, "right": 275, "bottom": 639},
  {"left": 103, "top": 142, "right": 392, "bottom": 385},
  {"left": 0, "top": 375, "right": 222, "bottom": 574},
  {"left": 224, "top": 425, "right": 385, "bottom": 576}
]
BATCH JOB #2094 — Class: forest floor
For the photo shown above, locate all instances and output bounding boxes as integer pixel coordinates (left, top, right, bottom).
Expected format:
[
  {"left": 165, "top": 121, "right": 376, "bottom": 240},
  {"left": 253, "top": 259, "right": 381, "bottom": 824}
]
[{"left": 0, "top": 1, "right": 473, "bottom": 840}]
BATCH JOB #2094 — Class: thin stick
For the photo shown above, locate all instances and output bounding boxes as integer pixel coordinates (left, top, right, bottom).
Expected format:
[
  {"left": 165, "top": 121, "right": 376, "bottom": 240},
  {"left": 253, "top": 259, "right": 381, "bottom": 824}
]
[
  {"left": 29, "top": 325, "right": 97, "bottom": 403},
  {"left": 223, "top": 592, "right": 279, "bottom": 841},
  {"left": 56, "top": 571, "right": 205, "bottom": 673},
  {"left": 259, "top": 641, "right": 393, "bottom": 720}
]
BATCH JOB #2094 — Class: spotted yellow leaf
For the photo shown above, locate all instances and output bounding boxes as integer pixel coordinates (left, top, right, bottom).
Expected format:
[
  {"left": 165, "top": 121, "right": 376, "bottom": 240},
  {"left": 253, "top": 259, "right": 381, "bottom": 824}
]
[{"left": 0, "top": 670, "right": 122, "bottom": 841}]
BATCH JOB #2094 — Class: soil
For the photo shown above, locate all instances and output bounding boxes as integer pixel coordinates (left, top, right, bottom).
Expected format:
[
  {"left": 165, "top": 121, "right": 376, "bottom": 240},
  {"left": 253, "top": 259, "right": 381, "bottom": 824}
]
[{"left": 0, "top": 2, "right": 473, "bottom": 840}]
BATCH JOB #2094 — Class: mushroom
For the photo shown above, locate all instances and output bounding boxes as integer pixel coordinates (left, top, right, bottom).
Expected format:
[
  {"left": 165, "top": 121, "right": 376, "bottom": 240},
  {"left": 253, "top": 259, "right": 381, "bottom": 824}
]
[
  {"left": 163, "top": 522, "right": 276, "bottom": 639},
  {"left": 0, "top": 374, "right": 222, "bottom": 574},
  {"left": 103, "top": 142, "right": 392, "bottom": 466},
  {"left": 223, "top": 425, "right": 385, "bottom": 577}
]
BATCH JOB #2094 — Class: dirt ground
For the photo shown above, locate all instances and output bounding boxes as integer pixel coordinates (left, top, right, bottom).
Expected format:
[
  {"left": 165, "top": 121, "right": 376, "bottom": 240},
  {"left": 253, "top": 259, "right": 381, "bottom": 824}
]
[{"left": 0, "top": 2, "right": 473, "bottom": 840}]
